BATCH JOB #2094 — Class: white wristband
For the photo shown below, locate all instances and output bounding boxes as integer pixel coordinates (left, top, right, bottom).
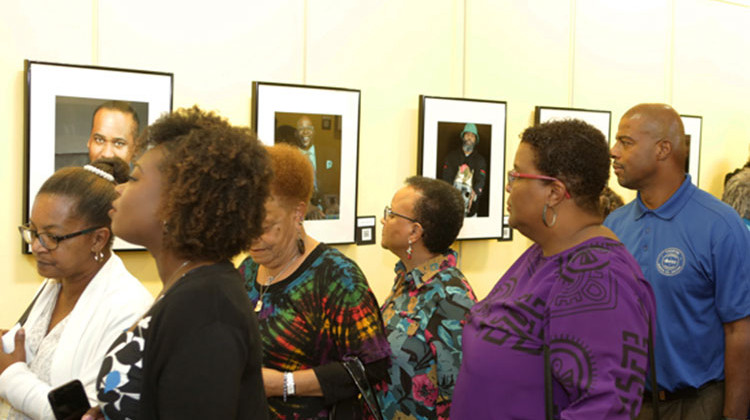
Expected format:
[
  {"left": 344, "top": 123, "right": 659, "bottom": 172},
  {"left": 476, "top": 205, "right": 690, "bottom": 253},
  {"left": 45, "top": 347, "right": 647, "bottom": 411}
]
[{"left": 284, "top": 372, "right": 295, "bottom": 398}]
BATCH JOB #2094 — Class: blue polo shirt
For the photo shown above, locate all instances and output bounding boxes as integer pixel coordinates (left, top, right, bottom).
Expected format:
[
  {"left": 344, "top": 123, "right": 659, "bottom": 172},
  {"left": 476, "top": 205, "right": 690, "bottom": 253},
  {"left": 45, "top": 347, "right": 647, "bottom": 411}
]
[{"left": 604, "top": 175, "right": 750, "bottom": 392}]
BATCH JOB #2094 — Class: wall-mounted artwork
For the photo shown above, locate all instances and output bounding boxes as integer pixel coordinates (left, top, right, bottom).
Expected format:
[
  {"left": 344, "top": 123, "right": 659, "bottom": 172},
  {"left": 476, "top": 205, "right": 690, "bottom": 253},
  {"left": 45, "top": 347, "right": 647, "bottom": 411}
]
[
  {"left": 680, "top": 115, "right": 702, "bottom": 187},
  {"left": 252, "top": 82, "right": 360, "bottom": 245},
  {"left": 535, "top": 106, "right": 612, "bottom": 143},
  {"left": 418, "top": 95, "right": 509, "bottom": 241},
  {"left": 24, "top": 60, "right": 173, "bottom": 253}
]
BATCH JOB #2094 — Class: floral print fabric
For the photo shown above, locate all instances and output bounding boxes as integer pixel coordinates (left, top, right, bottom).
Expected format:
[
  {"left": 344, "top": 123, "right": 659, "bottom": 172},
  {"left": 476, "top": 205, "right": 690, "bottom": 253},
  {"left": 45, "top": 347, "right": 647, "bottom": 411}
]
[{"left": 378, "top": 250, "right": 476, "bottom": 420}]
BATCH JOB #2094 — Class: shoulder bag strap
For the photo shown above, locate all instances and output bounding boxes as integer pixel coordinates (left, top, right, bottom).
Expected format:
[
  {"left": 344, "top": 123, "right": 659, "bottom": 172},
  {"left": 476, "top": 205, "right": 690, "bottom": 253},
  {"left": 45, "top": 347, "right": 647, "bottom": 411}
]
[
  {"left": 648, "top": 317, "right": 660, "bottom": 420},
  {"left": 17, "top": 280, "right": 48, "bottom": 326},
  {"left": 544, "top": 342, "right": 554, "bottom": 420},
  {"left": 340, "top": 356, "right": 384, "bottom": 420}
]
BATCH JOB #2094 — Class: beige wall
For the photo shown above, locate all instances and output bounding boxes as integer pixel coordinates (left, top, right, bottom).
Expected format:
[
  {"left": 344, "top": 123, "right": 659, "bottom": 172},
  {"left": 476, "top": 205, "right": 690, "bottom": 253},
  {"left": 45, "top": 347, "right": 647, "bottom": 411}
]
[{"left": 2, "top": 0, "right": 749, "bottom": 326}]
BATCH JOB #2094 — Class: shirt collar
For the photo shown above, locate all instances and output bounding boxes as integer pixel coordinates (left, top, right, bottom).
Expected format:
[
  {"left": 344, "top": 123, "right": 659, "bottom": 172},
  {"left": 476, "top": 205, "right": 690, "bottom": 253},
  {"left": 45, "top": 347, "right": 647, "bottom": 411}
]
[
  {"left": 634, "top": 174, "right": 695, "bottom": 221},
  {"left": 394, "top": 249, "right": 458, "bottom": 289}
]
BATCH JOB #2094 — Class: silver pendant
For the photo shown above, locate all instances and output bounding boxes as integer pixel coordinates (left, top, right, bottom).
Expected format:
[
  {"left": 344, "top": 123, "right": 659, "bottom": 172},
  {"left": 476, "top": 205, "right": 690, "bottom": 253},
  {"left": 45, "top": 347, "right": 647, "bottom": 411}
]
[{"left": 254, "top": 300, "right": 263, "bottom": 312}]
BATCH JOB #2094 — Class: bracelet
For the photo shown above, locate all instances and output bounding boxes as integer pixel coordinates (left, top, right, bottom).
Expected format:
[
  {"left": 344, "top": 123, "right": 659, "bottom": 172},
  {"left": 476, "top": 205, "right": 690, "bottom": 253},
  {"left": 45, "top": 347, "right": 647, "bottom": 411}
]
[{"left": 283, "top": 372, "right": 295, "bottom": 402}]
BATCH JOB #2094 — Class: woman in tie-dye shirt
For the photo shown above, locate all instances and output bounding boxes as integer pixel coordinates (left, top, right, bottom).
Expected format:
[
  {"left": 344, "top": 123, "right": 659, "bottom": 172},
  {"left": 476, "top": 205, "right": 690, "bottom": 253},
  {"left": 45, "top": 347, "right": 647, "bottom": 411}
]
[
  {"left": 239, "top": 144, "right": 389, "bottom": 420},
  {"left": 378, "top": 176, "right": 477, "bottom": 420}
]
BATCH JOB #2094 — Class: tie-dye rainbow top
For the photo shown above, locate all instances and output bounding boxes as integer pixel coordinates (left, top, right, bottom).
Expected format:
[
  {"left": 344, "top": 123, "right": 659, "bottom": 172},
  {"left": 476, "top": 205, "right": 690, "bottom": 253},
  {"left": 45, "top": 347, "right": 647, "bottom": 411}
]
[{"left": 239, "top": 243, "right": 390, "bottom": 419}]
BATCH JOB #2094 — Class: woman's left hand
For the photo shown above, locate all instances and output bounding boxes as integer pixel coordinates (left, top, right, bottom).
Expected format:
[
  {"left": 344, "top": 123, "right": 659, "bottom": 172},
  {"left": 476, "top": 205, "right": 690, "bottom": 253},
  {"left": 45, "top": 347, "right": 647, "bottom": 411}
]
[
  {"left": 261, "top": 367, "right": 284, "bottom": 397},
  {"left": 0, "top": 328, "right": 26, "bottom": 375}
]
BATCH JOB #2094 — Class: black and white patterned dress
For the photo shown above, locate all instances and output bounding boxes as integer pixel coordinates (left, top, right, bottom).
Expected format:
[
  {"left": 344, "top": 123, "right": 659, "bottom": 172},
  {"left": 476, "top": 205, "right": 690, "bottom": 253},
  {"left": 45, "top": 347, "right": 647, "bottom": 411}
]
[{"left": 96, "top": 315, "right": 150, "bottom": 420}]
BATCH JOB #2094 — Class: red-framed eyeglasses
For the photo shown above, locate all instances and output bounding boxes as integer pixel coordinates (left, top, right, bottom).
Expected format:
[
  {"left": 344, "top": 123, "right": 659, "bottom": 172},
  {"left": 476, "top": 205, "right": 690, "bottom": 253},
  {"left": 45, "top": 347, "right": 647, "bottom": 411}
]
[{"left": 507, "top": 170, "right": 571, "bottom": 199}]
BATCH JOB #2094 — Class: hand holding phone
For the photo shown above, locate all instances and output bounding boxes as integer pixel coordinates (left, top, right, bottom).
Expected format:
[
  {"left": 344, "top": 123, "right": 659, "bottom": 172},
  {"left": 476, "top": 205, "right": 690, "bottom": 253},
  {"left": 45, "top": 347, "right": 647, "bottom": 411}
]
[{"left": 48, "top": 379, "right": 91, "bottom": 420}]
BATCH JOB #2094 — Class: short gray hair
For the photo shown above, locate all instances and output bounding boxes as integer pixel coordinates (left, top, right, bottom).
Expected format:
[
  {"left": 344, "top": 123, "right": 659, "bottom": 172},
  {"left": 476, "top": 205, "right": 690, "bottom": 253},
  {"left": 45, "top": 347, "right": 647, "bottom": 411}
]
[{"left": 723, "top": 168, "right": 750, "bottom": 219}]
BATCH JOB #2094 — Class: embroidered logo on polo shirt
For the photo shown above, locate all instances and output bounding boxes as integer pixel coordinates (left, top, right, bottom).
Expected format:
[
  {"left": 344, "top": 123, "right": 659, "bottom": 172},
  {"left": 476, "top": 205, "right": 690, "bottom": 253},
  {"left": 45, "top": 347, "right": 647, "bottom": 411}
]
[{"left": 656, "top": 247, "right": 685, "bottom": 276}]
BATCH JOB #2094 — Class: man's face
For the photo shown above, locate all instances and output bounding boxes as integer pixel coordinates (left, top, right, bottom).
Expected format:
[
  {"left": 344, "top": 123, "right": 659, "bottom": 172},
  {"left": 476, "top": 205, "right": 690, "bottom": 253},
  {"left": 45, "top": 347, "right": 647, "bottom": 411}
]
[
  {"left": 87, "top": 109, "right": 137, "bottom": 163},
  {"left": 296, "top": 117, "right": 315, "bottom": 149},
  {"left": 462, "top": 131, "right": 477, "bottom": 153},
  {"left": 611, "top": 115, "right": 661, "bottom": 190}
]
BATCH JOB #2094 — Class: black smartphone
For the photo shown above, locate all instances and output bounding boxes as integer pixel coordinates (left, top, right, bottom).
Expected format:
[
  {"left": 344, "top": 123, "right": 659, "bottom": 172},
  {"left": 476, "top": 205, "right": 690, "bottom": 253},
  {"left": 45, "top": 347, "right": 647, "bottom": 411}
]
[{"left": 47, "top": 379, "right": 91, "bottom": 420}]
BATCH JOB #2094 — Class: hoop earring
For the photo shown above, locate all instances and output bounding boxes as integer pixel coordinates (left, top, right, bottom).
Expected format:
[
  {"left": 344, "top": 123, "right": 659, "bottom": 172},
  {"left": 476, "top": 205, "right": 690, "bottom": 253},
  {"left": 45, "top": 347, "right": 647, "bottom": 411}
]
[
  {"left": 296, "top": 231, "right": 305, "bottom": 255},
  {"left": 93, "top": 251, "right": 104, "bottom": 263},
  {"left": 542, "top": 203, "right": 557, "bottom": 228},
  {"left": 406, "top": 240, "right": 413, "bottom": 260}
]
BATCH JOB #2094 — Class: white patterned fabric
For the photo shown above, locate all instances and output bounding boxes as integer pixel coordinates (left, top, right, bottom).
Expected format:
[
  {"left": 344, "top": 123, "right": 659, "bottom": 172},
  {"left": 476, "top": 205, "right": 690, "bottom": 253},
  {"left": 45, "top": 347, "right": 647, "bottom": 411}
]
[{"left": 6, "top": 283, "right": 68, "bottom": 420}]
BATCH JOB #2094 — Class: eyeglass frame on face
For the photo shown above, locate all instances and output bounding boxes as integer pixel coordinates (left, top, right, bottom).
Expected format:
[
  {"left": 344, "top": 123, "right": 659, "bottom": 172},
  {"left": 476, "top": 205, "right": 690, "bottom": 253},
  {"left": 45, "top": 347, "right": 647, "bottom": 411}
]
[
  {"left": 383, "top": 206, "right": 419, "bottom": 224},
  {"left": 18, "top": 224, "right": 103, "bottom": 250},
  {"left": 507, "top": 170, "right": 571, "bottom": 199}
]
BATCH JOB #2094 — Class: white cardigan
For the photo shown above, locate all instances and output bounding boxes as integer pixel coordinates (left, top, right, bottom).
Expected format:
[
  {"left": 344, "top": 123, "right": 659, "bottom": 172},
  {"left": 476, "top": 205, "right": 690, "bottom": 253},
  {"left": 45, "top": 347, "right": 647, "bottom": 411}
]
[{"left": 0, "top": 254, "right": 153, "bottom": 420}]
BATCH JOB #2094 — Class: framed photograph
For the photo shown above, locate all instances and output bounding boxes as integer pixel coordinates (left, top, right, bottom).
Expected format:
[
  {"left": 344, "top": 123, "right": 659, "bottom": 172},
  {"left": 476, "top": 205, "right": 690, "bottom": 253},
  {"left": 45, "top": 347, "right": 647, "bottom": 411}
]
[
  {"left": 418, "top": 95, "right": 508, "bottom": 241},
  {"left": 680, "top": 115, "right": 702, "bottom": 187},
  {"left": 535, "top": 106, "right": 612, "bottom": 143},
  {"left": 24, "top": 60, "right": 173, "bottom": 253},
  {"left": 252, "top": 82, "right": 360, "bottom": 245}
]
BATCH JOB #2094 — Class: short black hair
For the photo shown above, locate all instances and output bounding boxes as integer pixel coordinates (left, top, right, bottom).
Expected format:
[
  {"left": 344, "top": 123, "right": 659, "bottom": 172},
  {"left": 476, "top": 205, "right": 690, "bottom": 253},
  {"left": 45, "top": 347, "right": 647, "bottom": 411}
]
[
  {"left": 405, "top": 176, "right": 464, "bottom": 253},
  {"left": 37, "top": 157, "right": 130, "bottom": 247},
  {"left": 141, "top": 106, "right": 272, "bottom": 261},
  {"left": 521, "top": 119, "right": 610, "bottom": 214},
  {"left": 92, "top": 100, "right": 140, "bottom": 139}
]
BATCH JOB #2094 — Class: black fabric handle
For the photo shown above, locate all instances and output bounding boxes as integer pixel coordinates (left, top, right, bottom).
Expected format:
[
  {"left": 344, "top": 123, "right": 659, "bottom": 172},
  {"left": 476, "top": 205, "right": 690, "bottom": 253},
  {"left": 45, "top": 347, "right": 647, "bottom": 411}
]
[
  {"left": 339, "top": 356, "right": 383, "bottom": 420},
  {"left": 648, "top": 319, "right": 660, "bottom": 420},
  {"left": 16, "top": 281, "right": 47, "bottom": 326}
]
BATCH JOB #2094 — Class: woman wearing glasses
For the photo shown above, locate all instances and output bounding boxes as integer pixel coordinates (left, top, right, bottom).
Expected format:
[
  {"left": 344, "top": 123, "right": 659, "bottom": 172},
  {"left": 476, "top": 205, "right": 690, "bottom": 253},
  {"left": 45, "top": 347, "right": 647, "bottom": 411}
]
[
  {"left": 238, "top": 143, "right": 390, "bottom": 420},
  {"left": 0, "top": 158, "right": 152, "bottom": 419},
  {"left": 451, "top": 120, "right": 656, "bottom": 419},
  {"left": 378, "top": 176, "right": 477, "bottom": 420}
]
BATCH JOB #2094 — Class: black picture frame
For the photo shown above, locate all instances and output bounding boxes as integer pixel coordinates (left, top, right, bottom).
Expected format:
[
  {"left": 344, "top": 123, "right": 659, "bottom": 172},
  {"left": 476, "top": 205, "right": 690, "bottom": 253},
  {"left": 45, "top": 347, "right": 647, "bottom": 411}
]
[
  {"left": 23, "top": 60, "right": 173, "bottom": 253},
  {"left": 418, "top": 95, "right": 509, "bottom": 241},
  {"left": 252, "top": 82, "right": 360, "bottom": 245}
]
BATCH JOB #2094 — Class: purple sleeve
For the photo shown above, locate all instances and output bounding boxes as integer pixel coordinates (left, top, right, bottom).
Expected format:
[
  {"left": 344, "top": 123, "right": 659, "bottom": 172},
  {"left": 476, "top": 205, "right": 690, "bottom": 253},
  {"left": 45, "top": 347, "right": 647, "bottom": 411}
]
[{"left": 548, "top": 247, "right": 655, "bottom": 419}]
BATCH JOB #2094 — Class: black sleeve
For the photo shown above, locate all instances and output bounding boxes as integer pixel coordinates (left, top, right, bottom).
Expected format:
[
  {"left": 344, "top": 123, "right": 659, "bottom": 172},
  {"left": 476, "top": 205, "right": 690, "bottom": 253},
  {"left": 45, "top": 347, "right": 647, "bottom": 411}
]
[
  {"left": 155, "top": 322, "right": 250, "bottom": 419},
  {"left": 441, "top": 151, "right": 457, "bottom": 183},
  {"left": 473, "top": 153, "right": 487, "bottom": 194},
  {"left": 313, "top": 357, "right": 389, "bottom": 406}
]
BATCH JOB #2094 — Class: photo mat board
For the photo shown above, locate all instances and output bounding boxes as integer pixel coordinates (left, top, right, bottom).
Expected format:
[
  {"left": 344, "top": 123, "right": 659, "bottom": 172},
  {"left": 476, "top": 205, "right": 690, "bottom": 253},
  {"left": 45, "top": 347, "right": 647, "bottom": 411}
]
[
  {"left": 680, "top": 115, "right": 702, "bottom": 187},
  {"left": 24, "top": 60, "right": 173, "bottom": 253},
  {"left": 252, "top": 82, "right": 360, "bottom": 245},
  {"left": 418, "top": 95, "right": 508, "bottom": 241}
]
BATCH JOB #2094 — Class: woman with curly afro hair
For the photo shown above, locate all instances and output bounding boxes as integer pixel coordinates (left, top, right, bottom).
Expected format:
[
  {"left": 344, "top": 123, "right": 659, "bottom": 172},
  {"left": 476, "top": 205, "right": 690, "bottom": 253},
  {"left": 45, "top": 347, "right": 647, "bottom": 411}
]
[{"left": 85, "top": 106, "right": 272, "bottom": 420}]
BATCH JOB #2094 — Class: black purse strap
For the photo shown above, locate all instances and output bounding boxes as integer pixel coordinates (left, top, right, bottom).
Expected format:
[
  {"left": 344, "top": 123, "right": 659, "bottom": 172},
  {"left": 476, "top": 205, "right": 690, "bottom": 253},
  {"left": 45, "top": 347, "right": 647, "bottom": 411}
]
[
  {"left": 648, "top": 318, "right": 660, "bottom": 420},
  {"left": 340, "top": 356, "right": 383, "bottom": 420},
  {"left": 16, "top": 280, "right": 48, "bottom": 326},
  {"left": 543, "top": 343, "right": 554, "bottom": 420}
]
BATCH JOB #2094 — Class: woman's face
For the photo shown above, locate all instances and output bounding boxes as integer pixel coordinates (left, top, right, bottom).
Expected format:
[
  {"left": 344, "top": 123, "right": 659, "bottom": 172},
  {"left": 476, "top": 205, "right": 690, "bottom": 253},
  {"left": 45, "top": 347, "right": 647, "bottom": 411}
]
[
  {"left": 111, "top": 147, "right": 164, "bottom": 248},
  {"left": 381, "top": 185, "right": 421, "bottom": 255},
  {"left": 29, "top": 193, "right": 100, "bottom": 280},
  {"left": 248, "top": 195, "right": 300, "bottom": 268},
  {"left": 506, "top": 143, "right": 550, "bottom": 233}
]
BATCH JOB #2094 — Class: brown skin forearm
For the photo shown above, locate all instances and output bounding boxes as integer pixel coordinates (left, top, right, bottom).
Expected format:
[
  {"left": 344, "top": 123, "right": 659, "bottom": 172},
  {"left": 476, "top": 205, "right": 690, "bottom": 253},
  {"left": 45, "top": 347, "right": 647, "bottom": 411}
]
[
  {"left": 723, "top": 316, "right": 750, "bottom": 417},
  {"left": 262, "top": 367, "right": 323, "bottom": 397}
]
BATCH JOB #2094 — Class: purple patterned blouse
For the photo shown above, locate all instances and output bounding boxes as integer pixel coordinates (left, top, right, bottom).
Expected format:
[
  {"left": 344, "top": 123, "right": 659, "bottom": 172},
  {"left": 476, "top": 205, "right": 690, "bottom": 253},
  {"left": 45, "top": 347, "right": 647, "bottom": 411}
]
[{"left": 452, "top": 237, "right": 656, "bottom": 419}]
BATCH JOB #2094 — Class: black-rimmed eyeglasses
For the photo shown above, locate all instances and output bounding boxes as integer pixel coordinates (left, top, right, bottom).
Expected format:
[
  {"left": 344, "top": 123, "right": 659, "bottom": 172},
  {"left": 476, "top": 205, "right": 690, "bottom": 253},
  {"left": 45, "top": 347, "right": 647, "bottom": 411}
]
[
  {"left": 18, "top": 224, "right": 102, "bottom": 250},
  {"left": 383, "top": 206, "right": 419, "bottom": 223}
]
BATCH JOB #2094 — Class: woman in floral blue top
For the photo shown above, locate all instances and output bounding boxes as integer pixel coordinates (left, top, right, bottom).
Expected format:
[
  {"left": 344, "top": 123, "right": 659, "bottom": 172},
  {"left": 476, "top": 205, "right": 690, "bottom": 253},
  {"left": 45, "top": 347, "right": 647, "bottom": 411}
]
[{"left": 378, "top": 176, "right": 477, "bottom": 420}]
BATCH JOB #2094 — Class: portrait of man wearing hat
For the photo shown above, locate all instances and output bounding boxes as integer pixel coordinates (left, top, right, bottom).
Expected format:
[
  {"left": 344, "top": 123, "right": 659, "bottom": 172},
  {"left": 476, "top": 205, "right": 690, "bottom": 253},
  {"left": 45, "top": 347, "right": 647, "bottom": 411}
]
[{"left": 441, "top": 122, "right": 488, "bottom": 216}]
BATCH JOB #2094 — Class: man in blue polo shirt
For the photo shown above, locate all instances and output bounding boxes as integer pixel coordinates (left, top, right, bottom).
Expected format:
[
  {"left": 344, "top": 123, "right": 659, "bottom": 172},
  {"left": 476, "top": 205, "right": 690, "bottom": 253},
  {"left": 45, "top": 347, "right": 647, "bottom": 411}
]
[{"left": 605, "top": 103, "right": 750, "bottom": 420}]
